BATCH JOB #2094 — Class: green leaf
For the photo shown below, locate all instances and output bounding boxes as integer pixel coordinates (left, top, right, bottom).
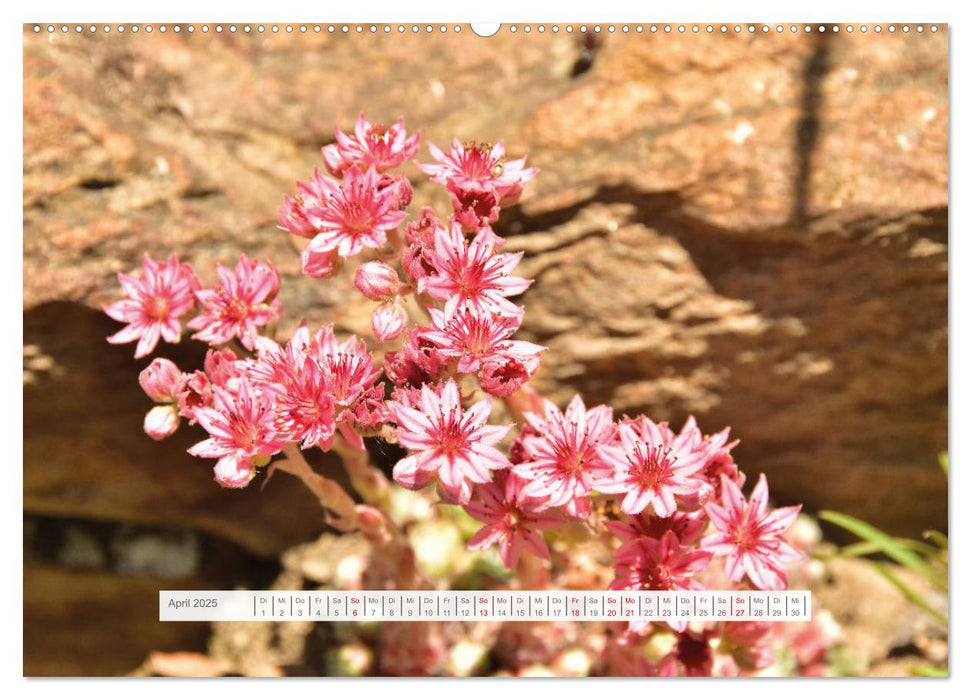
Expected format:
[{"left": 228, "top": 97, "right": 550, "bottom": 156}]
[
  {"left": 897, "top": 537, "right": 945, "bottom": 557},
  {"left": 911, "top": 666, "right": 948, "bottom": 678},
  {"left": 839, "top": 541, "right": 883, "bottom": 558},
  {"left": 843, "top": 538, "right": 939, "bottom": 558},
  {"left": 874, "top": 562, "right": 946, "bottom": 625},
  {"left": 819, "top": 510, "right": 947, "bottom": 591},
  {"left": 939, "top": 452, "right": 948, "bottom": 478},
  {"left": 923, "top": 530, "right": 949, "bottom": 551}
]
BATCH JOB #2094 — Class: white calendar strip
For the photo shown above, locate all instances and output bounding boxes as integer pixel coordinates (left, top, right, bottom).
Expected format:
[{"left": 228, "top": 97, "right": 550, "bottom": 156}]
[{"left": 160, "top": 590, "right": 811, "bottom": 622}]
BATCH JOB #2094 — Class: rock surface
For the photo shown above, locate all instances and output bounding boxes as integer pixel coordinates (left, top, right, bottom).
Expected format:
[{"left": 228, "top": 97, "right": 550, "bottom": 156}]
[
  {"left": 24, "top": 302, "right": 339, "bottom": 557},
  {"left": 24, "top": 563, "right": 211, "bottom": 676},
  {"left": 24, "top": 25, "right": 947, "bottom": 559}
]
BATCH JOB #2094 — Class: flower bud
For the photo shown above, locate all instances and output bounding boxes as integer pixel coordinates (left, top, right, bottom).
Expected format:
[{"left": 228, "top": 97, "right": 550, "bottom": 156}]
[
  {"left": 139, "top": 358, "right": 184, "bottom": 402},
  {"left": 354, "top": 261, "right": 400, "bottom": 301},
  {"left": 371, "top": 301, "right": 408, "bottom": 342},
  {"left": 143, "top": 404, "right": 180, "bottom": 440},
  {"left": 301, "top": 246, "right": 342, "bottom": 279},
  {"left": 213, "top": 455, "right": 255, "bottom": 489},
  {"left": 355, "top": 505, "right": 393, "bottom": 546}
]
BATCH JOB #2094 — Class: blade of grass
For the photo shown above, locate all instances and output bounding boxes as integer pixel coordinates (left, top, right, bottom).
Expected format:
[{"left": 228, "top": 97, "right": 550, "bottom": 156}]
[
  {"left": 842, "top": 538, "right": 939, "bottom": 558},
  {"left": 924, "top": 530, "right": 949, "bottom": 550},
  {"left": 897, "top": 538, "right": 945, "bottom": 557},
  {"left": 839, "top": 541, "right": 883, "bottom": 558},
  {"left": 874, "top": 562, "right": 946, "bottom": 625},
  {"left": 911, "top": 666, "right": 948, "bottom": 678},
  {"left": 820, "top": 510, "right": 947, "bottom": 591}
]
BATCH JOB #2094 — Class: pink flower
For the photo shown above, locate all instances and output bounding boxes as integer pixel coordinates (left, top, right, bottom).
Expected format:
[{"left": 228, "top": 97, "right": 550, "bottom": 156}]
[
  {"left": 354, "top": 261, "right": 400, "bottom": 301},
  {"left": 278, "top": 192, "right": 319, "bottom": 238},
  {"left": 379, "top": 173, "right": 413, "bottom": 210},
  {"left": 656, "top": 628, "right": 719, "bottom": 677},
  {"left": 304, "top": 166, "right": 406, "bottom": 258},
  {"left": 601, "top": 638, "right": 658, "bottom": 677},
  {"left": 778, "top": 618, "right": 840, "bottom": 671},
  {"left": 464, "top": 471, "right": 564, "bottom": 570},
  {"left": 596, "top": 416, "right": 709, "bottom": 517},
  {"left": 378, "top": 621, "right": 447, "bottom": 677},
  {"left": 176, "top": 370, "right": 212, "bottom": 424},
  {"left": 371, "top": 301, "right": 408, "bottom": 342},
  {"left": 383, "top": 330, "right": 448, "bottom": 388},
  {"left": 311, "top": 326, "right": 384, "bottom": 449},
  {"left": 204, "top": 348, "right": 249, "bottom": 390},
  {"left": 254, "top": 323, "right": 382, "bottom": 450},
  {"left": 610, "top": 531, "right": 712, "bottom": 593},
  {"left": 252, "top": 327, "right": 338, "bottom": 450},
  {"left": 449, "top": 183, "right": 500, "bottom": 231},
  {"left": 698, "top": 426, "right": 744, "bottom": 503},
  {"left": 188, "top": 380, "right": 284, "bottom": 488},
  {"left": 606, "top": 510, "right": 706, "bottom": 546},
  {"left": 104, "top": 254, "right": 200, "bottom": 359},
  {"left": 401, "top": 206, "right": 445, "bottom": 285},
  {"left": 702, "top": 473, "right": 803, "bottom": 590},
  {"left": 277, "top": 168, "right": 334, "bottom": 238},
  {"left": 138, "top": 358, "right": 185, "bottom": 402},
  {"left": 477, "top": 354, "right": 535, "bottom": 397},
  {"left": 404, "top": 206, "right": 442, "bottom": 247},
  {"left": 512, "top": 395, "right": 615, "bottom": 518},
  {"left": 420, "top": 307, "right": 543, "bottom": 376},
  {"left": 322, "top": 113, "right": 420, "bottom": 175},
  {"left": 387, "top": 380, "right": 511, "bottom": 504},
  {"left": 421, "top": 223, "right": 531, "bottom": 318},
  {"left": 250, "top": 323, "right": 311, "bottom": 384},
  {"left": 188, "top": 255, "right": 281, "bottom": 350},
  {"left": 143, "top": 405, "right": 179, "bottom": 440},
  {"left": 721, "top": 621, "right": 775, "bottom": 671},
  {"left": 348, "top": 384, "right": 389, "bottom": 434},
  {"left": 670, "top": 418, "right": 744, "bottom": 509},
  {"left": 270, "top": 369, "right": 336, "bottom": 451},
  {"left": 312, "top": 326, "right": 382, "bottom": 408},
  {"left": 418, "top": 139, "right": 538, "bottom": 205}
]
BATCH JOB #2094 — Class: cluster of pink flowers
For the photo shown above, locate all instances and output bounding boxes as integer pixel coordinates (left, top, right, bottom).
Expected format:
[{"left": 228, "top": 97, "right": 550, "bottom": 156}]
[
  {"left": 106, "top": 253, "right": 280, "bottom": 359},
  {"left": 106, "top": 113, "right": 807, "bottom": 677}
]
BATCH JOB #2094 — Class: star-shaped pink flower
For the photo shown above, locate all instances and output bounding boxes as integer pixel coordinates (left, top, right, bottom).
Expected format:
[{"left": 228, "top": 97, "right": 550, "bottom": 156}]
[
  {"left": 702, "top": 473, "right": 803, "bottom": 590},
  {"left": 104, "top": 253, "right": 200, "bottom": 358}
]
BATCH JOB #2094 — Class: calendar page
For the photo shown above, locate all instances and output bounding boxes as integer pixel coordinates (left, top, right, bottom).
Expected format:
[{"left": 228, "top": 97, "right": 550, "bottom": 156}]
[{"left": 20, "top": 3, "right": 950, "bottom": 685}]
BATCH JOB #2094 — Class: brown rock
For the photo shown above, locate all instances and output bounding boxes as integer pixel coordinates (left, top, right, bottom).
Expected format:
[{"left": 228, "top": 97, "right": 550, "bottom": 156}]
[
  {"left": 23, "top": 26, "right": 947, "bottom": 549},
  {"left": 812, "top": 556, "right": 946, "bottom": 670},
  {"left": 24, "top": 302, "right": 333, "bottom": 557},
  {"left": 24, "top": 563, "right": 210, "bottom": 676}
]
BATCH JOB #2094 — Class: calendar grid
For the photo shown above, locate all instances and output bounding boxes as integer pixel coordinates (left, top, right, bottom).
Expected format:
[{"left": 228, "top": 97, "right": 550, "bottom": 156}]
[{"left": 160, "top": 590, "right": 812, "bottom": 622}]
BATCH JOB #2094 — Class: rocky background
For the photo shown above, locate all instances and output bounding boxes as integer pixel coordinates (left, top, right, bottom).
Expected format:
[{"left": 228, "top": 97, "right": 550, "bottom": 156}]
[{"left": 23, "top": 25, "right": 947, "bottom": 675}]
